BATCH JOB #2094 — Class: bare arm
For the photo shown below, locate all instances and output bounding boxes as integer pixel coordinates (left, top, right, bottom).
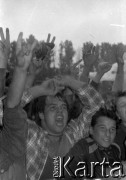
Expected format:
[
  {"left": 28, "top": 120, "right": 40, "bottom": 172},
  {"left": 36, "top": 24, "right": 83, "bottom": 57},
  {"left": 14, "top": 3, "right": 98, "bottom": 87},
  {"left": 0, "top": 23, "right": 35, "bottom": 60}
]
[
  {"left": 0, "top": 69, "right": 6, "bottom": 97},
  {"left": 25, "top": 33, "right": 56, "bottom": 90},
  {"left": 0, "top": 28, "right": 10, "bottom": 97},
  {"left": 92, "top": 62, "right": 112, "bottom": 84},
  {"left": 7, "top": 32, "right": 37, "bottom": 108},
  {"left": 112, "top": 56, "right": 124, "bottom": 93},
  {"left": 80, "top": 44, "right": 97, "bottom": 83}
]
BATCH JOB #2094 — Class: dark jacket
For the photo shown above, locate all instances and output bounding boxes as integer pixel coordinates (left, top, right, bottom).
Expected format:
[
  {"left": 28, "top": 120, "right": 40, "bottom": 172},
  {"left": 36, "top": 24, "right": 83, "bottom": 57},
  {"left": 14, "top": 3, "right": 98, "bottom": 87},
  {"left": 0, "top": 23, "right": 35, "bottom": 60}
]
[
  {"left": 0, "top": 107, "right": 27, "bottom": 180},
  {"left": 64, "top": 137, "right": 121, "bottom": 179}
]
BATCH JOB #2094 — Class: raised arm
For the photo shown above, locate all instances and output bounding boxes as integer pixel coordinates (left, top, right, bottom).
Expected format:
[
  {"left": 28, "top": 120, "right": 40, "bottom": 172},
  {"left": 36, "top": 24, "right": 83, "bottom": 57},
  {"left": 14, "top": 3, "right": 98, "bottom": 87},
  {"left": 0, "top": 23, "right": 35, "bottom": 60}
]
[
  {"left": 80, "top": 44, "right": 97, "bottom": 83},
  {"left": 0, "top": 28, "right": 10, "bottom": 126},
  {"left": 0, "top": 30, "right": 28, "bottom": 179},
  {"left": 0, "top": 27, "right": 10, "bottom": 97},
  {"left": 112, "top": 55, "right": 124, "bottom": 93},
  {"left": 7, "top": 32, "right": 37, "bottom": 108},
  {"left": 92, "top": 61, "right": 112, "bottom": 84},
  {"left": 25, "top": 33, "right": 56, "bottom": 90},
  {"left": 58, "top": 75, "right": 104, "bottom": 144}
]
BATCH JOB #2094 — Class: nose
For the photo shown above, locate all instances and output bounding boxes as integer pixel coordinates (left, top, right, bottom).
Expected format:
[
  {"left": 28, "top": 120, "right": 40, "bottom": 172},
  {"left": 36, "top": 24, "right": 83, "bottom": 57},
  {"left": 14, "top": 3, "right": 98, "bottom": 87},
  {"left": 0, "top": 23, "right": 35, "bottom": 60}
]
[{"left": 105, "top": 129, "right": 110, "bottom": 137}]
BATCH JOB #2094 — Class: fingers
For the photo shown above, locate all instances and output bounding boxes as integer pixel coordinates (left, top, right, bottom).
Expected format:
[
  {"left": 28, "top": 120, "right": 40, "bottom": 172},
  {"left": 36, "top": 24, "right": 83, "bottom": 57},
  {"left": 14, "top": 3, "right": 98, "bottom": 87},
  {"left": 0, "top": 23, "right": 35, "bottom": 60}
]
[
  {"left": 0, "top": 41, "right": 5, "bottom": 51},
  {"left": 30, "top": 40, "right": 37, "bottom": 52},
  {"left": 46, "top": 33, "right": 51, "bottom": 43},
  {"left": 6, "top": 28, "right": 10, "bottom": 45},
  {"left": 0, "top": 27, "right": 10, "bottom": 46},
  {"left": 51, "top": 36, "right": 56, "bottom": 44},
  {"left": 56, "top": 86, "right": 65, "bottom": 92},
  {"left": 17, "top": 32, "right": 23, "bottom": 42},
  {"left": 0, "top": 27, "right": 5, "bottom": 42},
  {"left": 46, "top": 33, "right": 56, "bottom": 44},
  {"left": 99, "top": 62, "right": 112, "bottom": 72},
  {"left": 16, "top": 32, "right": 23, "bottom": 51},
  {"left": 54, "top": 80, "right": 65, "bottom": 93}
]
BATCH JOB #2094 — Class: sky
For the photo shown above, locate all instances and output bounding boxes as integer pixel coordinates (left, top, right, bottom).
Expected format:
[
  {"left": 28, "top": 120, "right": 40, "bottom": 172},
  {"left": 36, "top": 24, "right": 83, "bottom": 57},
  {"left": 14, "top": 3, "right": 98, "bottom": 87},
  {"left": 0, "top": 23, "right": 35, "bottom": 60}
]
[{"left": 0, "top": 0, "right": 126, "bottom": 50}]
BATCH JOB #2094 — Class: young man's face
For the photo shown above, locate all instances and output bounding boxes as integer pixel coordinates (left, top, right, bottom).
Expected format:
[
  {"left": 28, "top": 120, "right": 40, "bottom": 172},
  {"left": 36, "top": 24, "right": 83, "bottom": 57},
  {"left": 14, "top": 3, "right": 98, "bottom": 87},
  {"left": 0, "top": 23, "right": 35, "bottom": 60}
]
[
  {"left": 41, "top": 96, "right": 68, "bottom": 135},
  {"left": 90, "top": 116, "right": 116, "bottom": 148},
  {"left": 116, "top": 96, "right": 126, "bottom": 125}
]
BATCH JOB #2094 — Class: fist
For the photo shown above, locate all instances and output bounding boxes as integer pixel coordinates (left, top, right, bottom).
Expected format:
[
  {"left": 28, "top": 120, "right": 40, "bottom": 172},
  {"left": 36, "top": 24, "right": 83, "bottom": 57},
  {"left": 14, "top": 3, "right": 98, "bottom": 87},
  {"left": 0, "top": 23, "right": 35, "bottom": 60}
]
[{"left": 98, "top": 62, "right": 112, "bottom": 74}]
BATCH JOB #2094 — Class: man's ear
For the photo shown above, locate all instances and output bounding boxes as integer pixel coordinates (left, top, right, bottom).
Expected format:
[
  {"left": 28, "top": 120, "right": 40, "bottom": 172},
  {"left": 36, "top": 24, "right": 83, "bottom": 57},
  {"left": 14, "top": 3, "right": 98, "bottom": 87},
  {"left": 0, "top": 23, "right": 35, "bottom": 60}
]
[
  {"left": 38, "top": 112, "right": 44, "bottom": 121},
  {"left": 89, "top": 126, "right": 93, "bottom": 135}
]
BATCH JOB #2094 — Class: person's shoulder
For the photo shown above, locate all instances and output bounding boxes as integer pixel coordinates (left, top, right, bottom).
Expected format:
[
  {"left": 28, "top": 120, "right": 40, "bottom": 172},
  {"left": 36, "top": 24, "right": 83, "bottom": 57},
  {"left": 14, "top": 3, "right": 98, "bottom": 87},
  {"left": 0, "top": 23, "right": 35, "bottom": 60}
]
[
  {"left": 27, "top": 119, "right": 46, "bottom": 139},
  {"left": 73, "top": 137, "right": 94, "bottom": 152},
  {"left": 86, "top": 137, "right": 98, "bottom": 154},
  {"left": 77, "top": 137, "right": 95, "bottom": 146},
  {"left": 76, "top": 137, "right": 88, "bottom": 147}
]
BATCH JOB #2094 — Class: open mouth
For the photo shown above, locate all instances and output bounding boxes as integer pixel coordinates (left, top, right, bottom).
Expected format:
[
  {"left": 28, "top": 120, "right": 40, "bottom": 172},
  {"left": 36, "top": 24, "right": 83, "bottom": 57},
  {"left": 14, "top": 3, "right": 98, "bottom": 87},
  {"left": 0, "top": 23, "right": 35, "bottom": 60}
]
[{"left": 56, "top": 116, "right": 64, "bottom": 127}]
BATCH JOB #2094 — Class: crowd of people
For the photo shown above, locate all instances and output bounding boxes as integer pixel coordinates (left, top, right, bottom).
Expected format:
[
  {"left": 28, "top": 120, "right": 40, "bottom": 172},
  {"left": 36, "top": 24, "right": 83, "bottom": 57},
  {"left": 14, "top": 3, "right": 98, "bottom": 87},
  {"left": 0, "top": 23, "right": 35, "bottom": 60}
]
[{"left": 0, "top": 27, "right": 126, "bottom": 180}]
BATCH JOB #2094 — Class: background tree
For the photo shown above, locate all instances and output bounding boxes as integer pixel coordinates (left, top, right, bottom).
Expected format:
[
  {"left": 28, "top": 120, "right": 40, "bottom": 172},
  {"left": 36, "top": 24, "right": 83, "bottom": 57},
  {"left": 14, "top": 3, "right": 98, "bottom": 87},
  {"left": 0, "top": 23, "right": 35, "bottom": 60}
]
[{"left": 59, "top": 40, "right": 75, "bottom": 74}]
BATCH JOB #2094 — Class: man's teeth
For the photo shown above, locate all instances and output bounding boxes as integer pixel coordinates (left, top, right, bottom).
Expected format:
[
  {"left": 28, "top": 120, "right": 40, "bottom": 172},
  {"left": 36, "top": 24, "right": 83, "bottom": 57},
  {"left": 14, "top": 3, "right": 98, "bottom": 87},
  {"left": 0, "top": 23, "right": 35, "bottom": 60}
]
[{"left": 57, "top": 116, "right": 63, "bottom": 120}]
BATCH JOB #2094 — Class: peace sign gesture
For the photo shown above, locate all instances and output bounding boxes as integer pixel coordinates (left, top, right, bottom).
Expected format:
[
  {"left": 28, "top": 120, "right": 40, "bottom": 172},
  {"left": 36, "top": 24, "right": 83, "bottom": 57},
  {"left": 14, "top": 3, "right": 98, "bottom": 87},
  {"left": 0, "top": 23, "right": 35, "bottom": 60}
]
[
  {"left": 16, "top": 32, "right": 37, "bottom": 71},
  {"left": 35, "top": 33, "right": 56, "bottom": 61},
  {"left": 0, "top": 27, "right": 10, "bottom": 68}
]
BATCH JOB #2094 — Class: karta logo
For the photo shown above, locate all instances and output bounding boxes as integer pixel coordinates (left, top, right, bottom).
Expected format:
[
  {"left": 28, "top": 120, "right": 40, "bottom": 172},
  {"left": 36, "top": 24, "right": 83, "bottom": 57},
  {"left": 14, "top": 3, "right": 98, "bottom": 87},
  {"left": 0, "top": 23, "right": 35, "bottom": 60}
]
[{"left": 53, "top": 156, "right": 126, "bottom": 178}]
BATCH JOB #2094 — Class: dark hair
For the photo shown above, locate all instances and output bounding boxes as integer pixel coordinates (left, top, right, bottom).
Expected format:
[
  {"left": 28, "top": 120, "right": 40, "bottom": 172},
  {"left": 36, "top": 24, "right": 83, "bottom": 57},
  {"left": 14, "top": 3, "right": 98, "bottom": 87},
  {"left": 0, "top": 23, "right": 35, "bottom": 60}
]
[
  {"left": 91, "top": 106, "right": 120, "bottom": 128},
  {"left": 35, "top": 91, "right": 82, "bottom": 126},
  {"left": 36, "top": 92, "right": 69, "bottom": 112},
  {"left": 35, "top": 93, "right": 70, "bottom": 126},
  {"left": 116, "top": 91, "right": 126, "bottom": 99}
]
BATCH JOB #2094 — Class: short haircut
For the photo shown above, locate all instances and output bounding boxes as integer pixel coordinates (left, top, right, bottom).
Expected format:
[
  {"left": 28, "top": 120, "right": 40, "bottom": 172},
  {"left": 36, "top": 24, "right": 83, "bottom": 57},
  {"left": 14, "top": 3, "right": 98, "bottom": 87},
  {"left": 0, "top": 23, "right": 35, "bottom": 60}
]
[
  {"left": 35, "top": 91, "right": 82, "bottom": 126},
  {"left": 91, "top": 106, "right": 120, "bottom": 128},
  {"left": 36, "top": 92, "right": 68, "bottom": 112}
]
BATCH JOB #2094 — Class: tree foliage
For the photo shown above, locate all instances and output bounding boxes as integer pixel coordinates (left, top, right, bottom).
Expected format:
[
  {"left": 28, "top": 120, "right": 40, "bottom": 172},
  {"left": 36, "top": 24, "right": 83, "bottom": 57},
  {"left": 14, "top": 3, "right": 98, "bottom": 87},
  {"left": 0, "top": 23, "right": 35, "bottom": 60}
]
[
  {"left": 59, "top": 40, "right": 75, "bottom": 74},
  {"left": 6, "top": 34, "right": 126, "bottom": 86}
]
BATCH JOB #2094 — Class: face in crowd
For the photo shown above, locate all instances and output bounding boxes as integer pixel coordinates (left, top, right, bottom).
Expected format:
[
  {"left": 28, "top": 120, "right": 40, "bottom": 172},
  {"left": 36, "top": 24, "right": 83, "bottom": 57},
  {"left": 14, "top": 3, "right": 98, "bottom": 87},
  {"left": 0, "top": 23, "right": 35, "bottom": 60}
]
[
  {"left": 39, "top": 95, "right": 68, "bottom": 135},
  {"left": 116, "top": 96, "right": 126, "bottom": 126},
  {"left": 90, "top": 116, "right": 116, "bottom": 148}
]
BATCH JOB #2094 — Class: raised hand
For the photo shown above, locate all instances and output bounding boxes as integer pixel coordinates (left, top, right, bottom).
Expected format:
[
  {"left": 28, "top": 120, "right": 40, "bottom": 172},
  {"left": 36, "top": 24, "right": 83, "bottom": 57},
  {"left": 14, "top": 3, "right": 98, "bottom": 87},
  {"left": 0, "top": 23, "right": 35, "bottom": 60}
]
[
  {"left": 0, "top": 27, "right": 10, "bottom": 68},
  {"left": 82, "top": 44, "right": 97, "bottom": 70},
  {"left": 35, "top": 33, "right": 56, "bottom": 61},
  {"left": 16, "top": 32, "right": 37, "bottom": 71},
  {"left": 97, "top": 62, "right": 112, "bottom": 75},
  {"left": 93, "top": 62, "right": 112, "bottom": 83},
  {"left": 46, "top": 33, "right": 56, "bottom": 50}
]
